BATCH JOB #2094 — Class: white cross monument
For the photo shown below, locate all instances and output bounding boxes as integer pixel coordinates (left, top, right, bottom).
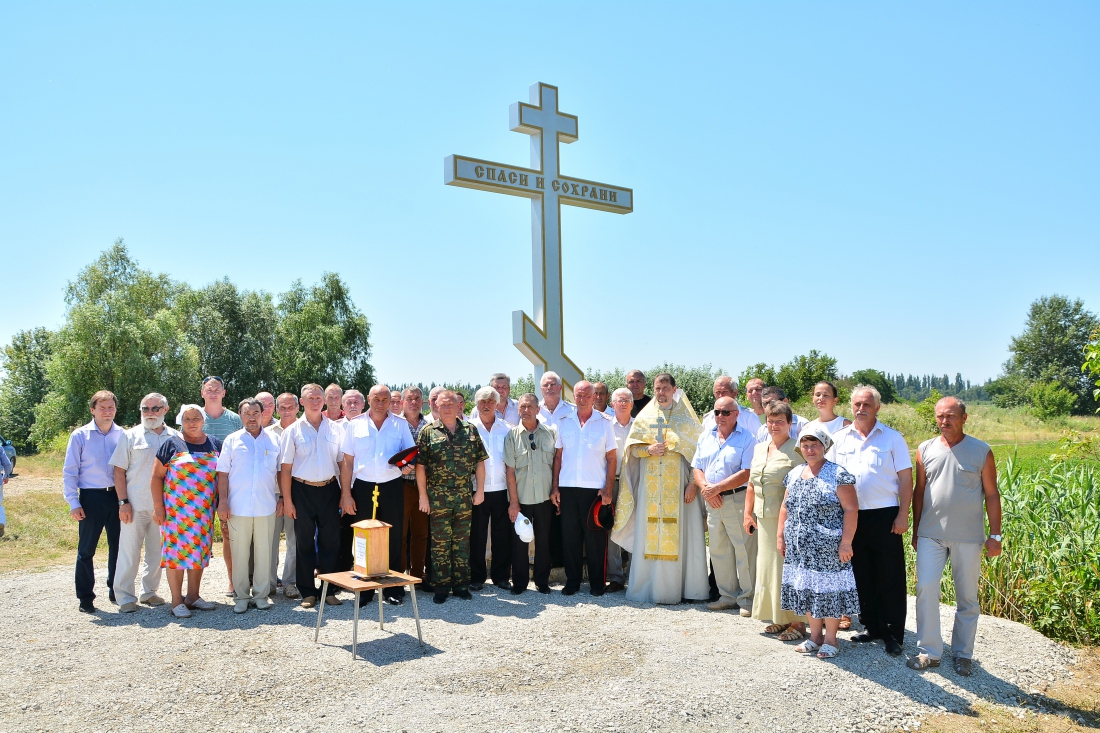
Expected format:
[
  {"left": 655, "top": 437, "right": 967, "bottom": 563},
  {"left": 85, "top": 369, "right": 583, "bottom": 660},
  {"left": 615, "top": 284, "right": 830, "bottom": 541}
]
[{"left": 444, "top": 82, "right": 633, "bottom": 396}]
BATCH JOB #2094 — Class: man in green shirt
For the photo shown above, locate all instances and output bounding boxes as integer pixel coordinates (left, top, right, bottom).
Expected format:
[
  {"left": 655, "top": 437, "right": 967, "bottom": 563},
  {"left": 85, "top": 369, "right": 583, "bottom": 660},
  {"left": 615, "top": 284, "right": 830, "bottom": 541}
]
[{"left": 503, "top": 394, "right": 557, "bottom": 595}]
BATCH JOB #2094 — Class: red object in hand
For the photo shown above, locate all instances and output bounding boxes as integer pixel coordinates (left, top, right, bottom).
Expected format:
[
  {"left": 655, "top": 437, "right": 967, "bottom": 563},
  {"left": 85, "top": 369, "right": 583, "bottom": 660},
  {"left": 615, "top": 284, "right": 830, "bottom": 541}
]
[{"left": 388, "top": 446, "right": 419, "bottom": 467}]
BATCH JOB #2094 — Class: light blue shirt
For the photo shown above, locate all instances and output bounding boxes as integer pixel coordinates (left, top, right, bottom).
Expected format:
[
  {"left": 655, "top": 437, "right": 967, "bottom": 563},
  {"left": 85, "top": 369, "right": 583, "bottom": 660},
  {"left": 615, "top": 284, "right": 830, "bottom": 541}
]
[
  {"left": 692, "top": 423, "right": 756, "bottom": 487},
  {"left": 63, "top": 420, "right": 125, "bottom": 509}
]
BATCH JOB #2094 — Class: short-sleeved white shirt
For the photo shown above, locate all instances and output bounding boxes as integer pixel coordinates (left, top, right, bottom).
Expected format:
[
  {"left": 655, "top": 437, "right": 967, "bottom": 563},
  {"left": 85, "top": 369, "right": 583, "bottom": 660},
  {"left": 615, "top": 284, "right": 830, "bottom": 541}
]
[
  {"left": 539, "top": 399, "right": 575, "bottom": 432},
  {"left": 495, "top": 397, "right": 521, "bottom": 428},
  {"left": 554, "top": 409, "right": 616, "bottom": 489},
  {"left": 469, "top": 413, "right": 512, "bottom": 492},
  {"left": 109, "top": 424, "right": 181, "bottom": 512},
  {"left": 756, "top": 412, "right": 808, "bottom": 442},
  {"left": 217, "top": 428, "right": 280, "bottom": 517},
  {"left": 609, "top": 416, "right": 634, "bottom": 476},
  {"left": 279, "top": 415, "right": 343, "bottom": 483},
  {"left": 340, "top": 412, "right": 415, "bottom": 484},
  {"left": 827, "top": 420, "right": 913, "bottom": 510}
]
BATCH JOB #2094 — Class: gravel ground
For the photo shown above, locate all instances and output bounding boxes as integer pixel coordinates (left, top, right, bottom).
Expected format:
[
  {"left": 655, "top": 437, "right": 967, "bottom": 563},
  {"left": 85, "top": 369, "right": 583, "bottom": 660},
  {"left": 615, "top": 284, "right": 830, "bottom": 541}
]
[{"left": 0, "top": 558, "right": 1078, "bottom": 733}]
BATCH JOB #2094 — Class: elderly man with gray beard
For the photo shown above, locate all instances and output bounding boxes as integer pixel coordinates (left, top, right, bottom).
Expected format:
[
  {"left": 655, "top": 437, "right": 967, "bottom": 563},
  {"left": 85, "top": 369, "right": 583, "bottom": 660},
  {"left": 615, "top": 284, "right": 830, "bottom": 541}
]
[{"left": 109, "top": 393, "right": 180, "bottom": 612}]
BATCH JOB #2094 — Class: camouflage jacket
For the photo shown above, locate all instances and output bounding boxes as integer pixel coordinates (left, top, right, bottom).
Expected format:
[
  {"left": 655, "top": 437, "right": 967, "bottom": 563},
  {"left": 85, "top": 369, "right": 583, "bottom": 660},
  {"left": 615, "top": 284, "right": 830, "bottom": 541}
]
[{"left": 417, "top": 419, "right": 488, "bottom": 492}]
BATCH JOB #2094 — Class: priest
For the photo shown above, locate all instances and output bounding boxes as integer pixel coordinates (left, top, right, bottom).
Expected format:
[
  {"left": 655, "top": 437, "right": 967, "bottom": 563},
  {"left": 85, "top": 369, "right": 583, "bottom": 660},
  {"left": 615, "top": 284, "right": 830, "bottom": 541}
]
[{"left": 611, "top": 373, "right": 708, "bottom": 604}]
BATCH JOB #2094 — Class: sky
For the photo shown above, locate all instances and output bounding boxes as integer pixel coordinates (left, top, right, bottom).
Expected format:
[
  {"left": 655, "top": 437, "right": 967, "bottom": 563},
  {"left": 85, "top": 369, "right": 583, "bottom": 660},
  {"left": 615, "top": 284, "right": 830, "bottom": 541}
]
[{"left": 2, "top": 2, "right": 1098, "bottom": 388}]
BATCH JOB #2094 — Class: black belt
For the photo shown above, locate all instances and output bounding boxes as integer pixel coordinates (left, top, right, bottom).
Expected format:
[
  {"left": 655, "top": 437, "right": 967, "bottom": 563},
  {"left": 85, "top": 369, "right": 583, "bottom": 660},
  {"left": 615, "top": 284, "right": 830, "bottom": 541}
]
[
  {"left": 719, "top": 486, "right": 748, "bottom": 497},
  {"left": 80, "top": 486, "right": 115, "bottom": 491}
]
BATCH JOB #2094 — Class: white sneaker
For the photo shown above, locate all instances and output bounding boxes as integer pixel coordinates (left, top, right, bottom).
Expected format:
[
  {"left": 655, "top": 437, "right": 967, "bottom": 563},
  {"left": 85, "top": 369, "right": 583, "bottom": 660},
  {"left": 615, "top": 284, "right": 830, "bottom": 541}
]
[
  {"left": 188, "top": 597, "right": 216, "bottom": 611},
  {"left": 172, "top": 604, "right": 192, "bottom": 618}
]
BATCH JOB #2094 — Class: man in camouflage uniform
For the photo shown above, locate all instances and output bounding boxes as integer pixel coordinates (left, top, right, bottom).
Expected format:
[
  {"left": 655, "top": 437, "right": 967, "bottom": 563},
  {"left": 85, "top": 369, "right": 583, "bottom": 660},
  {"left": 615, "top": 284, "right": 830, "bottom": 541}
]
[{"left": 416, "top": 390, "right": 488, "bottom": 604}]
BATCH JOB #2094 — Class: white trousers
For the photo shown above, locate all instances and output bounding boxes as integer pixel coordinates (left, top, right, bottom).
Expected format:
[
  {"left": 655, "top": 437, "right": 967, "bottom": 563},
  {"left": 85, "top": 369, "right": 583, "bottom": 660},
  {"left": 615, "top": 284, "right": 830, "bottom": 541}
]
[
  {"left": 915, "top": 536, "right": 983, "bottom": 660},
  {"left": 707, "top": 491, "right": 756, "bottom": 608},
  {"left": 112, "top": 509, "right": 163, "bottom": 606},
  {"left": 230, "top": 514, "right": 276, "bottom": 601},
  {"left": 269, "top": 514, "right": 297, "bottom": 586}
]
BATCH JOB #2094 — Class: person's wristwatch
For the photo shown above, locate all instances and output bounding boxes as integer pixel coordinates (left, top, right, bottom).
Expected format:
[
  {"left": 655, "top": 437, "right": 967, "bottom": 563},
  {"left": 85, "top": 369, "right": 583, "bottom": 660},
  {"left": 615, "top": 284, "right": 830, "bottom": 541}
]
[
  {"left": 989, "top": 534, "right": 1002, "bottom": 542},
  {"left": 118, "top": 498, "right": 130, "bottom": 507}
]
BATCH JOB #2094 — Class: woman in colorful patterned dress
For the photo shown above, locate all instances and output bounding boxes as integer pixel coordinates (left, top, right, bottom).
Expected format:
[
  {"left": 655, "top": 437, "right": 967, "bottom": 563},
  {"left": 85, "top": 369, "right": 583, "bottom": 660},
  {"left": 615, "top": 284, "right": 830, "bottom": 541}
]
[
  {"left": 778, "top": 426, "right": 861, "bottom": 659},
  {"left": 151, "top": 405, "right": 222, "bottom": 618}
]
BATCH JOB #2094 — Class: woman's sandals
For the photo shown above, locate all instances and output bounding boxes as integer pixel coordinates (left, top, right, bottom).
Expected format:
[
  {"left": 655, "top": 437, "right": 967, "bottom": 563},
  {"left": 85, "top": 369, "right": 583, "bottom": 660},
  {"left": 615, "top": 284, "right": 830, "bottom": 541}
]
[
  {"left": 794, "top": 639, "right": 820, "bottom": 654},
  {"left": 778, "top": 626, "right": 806, "bottom": 641},
  {"left": 764, "top": 623, "right": 790, "bottom": 634}
]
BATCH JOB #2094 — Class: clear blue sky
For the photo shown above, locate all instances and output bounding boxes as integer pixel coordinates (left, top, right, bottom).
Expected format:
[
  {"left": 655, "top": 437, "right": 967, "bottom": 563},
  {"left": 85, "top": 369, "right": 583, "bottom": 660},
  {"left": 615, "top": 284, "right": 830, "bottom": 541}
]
[{"left": 2, "top": 2, "right": 1097, "bottom": 387}]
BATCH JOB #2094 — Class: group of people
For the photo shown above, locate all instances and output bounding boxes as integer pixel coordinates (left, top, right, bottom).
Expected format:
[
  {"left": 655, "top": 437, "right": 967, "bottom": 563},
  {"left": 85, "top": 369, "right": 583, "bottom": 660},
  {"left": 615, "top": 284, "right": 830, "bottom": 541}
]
[{"left": 61, "top": 368, "right": 1003, "bottom": 674}]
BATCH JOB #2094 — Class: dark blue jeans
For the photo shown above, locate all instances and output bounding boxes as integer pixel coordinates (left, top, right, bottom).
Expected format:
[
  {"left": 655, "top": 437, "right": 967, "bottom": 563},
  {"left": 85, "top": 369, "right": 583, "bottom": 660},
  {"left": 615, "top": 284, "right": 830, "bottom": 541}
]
[{"left": 75, "top": 488, "right": 121, "bottom": 601}]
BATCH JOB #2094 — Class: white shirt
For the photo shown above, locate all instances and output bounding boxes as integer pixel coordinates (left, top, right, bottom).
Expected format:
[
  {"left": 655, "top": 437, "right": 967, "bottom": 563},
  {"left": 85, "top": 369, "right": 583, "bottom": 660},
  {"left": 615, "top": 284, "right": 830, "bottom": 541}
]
[
  {"left": 756, "top": 412, "right": 808, "bottom": 443},
  {"left": 340, "top": 412, "right": 415, "bottom": 484},
  {"left": 109, "top": 424, "right": 180, "bottom": 512},
  {"left": 609, "top": 415, "right": 634, "bottom": 476},
  {"left": 827, "top": 420, "right": 913, "bottom": 510},
  {"left": 470, "top": 413, "right": 512, "bottom": 492},
  {"left": 554, "top": 409, "right": 616, "bottom": 489},
  {"left": 701, "top": 406, "right": 762, "bottom": 438},
  {"left": 217, "top": 428, "right": 280, "bottom": 517},
  {"left": 804, "top": 415, "right": 849, "bottom": 435},
  {"left": 539, "top": 399, "right": 575, "bottom": 432},
  {"left": 279, "top": 414, "right": 343, "bottom": 483},
  {"left": 495, "top": 397, "right": 521, "bottom": 427}
]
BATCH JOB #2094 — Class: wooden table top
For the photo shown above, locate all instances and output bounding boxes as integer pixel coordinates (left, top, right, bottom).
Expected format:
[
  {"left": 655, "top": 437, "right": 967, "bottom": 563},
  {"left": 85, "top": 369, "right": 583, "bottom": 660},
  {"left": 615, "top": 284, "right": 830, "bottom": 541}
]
[{"left": 316, "top": 570, "right": 422, "bottom": 592}]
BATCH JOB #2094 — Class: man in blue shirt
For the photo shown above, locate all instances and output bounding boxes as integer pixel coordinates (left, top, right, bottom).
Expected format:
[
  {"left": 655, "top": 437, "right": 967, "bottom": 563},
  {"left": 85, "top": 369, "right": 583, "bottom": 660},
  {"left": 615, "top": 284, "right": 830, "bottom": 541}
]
[
  {"left": 692, "top": 396, "right": 757, "bottom": 615},
  {"left": 63, "top": 390, "right": 125, "bottom": 613}
]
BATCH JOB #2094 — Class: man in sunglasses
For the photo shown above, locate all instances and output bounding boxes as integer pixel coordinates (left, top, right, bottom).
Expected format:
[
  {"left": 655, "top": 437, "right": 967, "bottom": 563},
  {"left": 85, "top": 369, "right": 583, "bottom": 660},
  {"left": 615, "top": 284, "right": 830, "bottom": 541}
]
[
  {"left": 108, "top": 392, "right": 180, "bottom": 613},
  {"left": 503, "top": 394, "right": 557, "bottom": 594}
]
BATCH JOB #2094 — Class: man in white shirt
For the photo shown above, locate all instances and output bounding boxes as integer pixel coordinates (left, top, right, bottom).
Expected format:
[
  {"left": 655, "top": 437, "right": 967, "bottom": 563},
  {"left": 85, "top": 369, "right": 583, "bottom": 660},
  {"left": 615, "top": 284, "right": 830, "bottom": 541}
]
[
  {"left": 324, "top": 383, "right": 344, "bottom": 422},
  {"left": 828, "top": 385, "right": 913, "bottom": 657},
  {"left": 263, "top": 392, "right": 300, "bottom": 599},
  {"left": 339, "top": 390, "right": 365, "bottom": 424},
  {"left": 552, "top": 381, "right": 616, "bottom": 596},
  {"left": 217, "top": 398, "right": 282, "bottom": 614},
  {"left": 593, "top": 382, "right": 614, "bottom": 416},
  {"left": 538, "top": 370, "right": 575, "bottom": 429},
  {"left": 279, "top": 383, "right": 343, "bottom": 609},
  {"left": 606, "top": 388, "right": 634, "bottom": 592},
  {"left": 340, "top": 384, "right": 415, "bottom": 606},
  {"left": 469, "top": 386, "right": 514, "bottom": 590},
  {"left": 692, "top": 397, "right": 757, "bottom": 615},
  {"left": 490, "top": 373, "right": 521, "bottom": 426},
  {"left": 109, "top": 392, "right": 179, "bottom": 612},
  {"left": 389, "top": 389, "right": 404, "bottom": 416},
  {"left": 701, "top": 376, "right": 762, "bottom": 437},
  {"left": 755, "top": 386, "right": 808, "bottom": 442}
]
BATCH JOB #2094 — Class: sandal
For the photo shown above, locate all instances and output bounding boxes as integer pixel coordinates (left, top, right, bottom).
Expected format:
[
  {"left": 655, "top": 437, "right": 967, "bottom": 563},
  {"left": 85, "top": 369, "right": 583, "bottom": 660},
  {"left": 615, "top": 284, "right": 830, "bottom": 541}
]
[
  {"left": 838, "top": 615, "right": 852, "bottom": 630},
  {"left": 778, "top": 626, "right": 805, "bottom": 642},
  {"left": 817, "top": 644, "right": 839, "bottom": 659},
  {"left": 794, "top": 639, "right": 820, "bottom": 654},
  {"left": 764, "top": 623, "right": 791, "bottom": 635}
]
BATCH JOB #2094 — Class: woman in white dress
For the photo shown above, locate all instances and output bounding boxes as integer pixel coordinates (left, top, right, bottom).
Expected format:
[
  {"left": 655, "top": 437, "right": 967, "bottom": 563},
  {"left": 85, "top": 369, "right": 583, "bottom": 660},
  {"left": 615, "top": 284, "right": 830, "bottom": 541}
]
[{"left": 802, "top": 381, "right": 851, "bottom": 436}]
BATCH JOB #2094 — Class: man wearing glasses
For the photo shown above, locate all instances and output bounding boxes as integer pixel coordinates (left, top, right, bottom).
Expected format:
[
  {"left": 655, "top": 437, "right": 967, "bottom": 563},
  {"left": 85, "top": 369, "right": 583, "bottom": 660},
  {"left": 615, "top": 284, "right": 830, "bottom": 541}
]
[
  {"left": 108, "top": 393, "right": 180, "bottom": 613},
  {"left": 605, "top": 388, "right": 634, "bottom": 592},
  {"left": 503, "top": 394, "right": 557, "bottom": 594}
]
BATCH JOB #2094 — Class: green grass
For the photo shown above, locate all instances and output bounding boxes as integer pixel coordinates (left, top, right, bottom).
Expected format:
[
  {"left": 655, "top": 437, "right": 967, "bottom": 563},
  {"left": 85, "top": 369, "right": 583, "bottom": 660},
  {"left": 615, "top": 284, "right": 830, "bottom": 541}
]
[{"left": 0, "top": 490, "right": 96, "bottom": 573}]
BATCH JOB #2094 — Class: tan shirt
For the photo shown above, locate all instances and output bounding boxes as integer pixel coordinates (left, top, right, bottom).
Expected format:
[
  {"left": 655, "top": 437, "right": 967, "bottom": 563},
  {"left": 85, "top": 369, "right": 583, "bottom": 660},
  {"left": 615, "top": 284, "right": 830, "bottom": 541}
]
[{"left": 503, "top": 422, "right": 557, "bottom": 505}]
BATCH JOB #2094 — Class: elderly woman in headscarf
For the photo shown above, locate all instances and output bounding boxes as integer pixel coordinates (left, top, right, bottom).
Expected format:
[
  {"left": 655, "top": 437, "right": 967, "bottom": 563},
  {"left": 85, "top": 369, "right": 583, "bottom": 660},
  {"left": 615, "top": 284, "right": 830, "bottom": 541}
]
[
  {"left": 151, "top": 404, "right": 222, "bottom": 618},
  {"left": 745, "top": 401, "right": 806, "bottom": 641},
  {"left": 778, "top": 426, "right": 861, "bottom": 658}
]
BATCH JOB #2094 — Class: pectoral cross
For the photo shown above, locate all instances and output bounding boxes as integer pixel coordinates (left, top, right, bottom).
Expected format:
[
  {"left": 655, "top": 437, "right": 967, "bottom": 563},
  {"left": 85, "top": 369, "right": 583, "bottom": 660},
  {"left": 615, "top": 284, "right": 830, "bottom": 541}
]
[
  {"left": 445, "top": 83, "right": 633, "bottom": 397},
  {"left": 650, "top": 415, "right": 668, "bottom": 443}
]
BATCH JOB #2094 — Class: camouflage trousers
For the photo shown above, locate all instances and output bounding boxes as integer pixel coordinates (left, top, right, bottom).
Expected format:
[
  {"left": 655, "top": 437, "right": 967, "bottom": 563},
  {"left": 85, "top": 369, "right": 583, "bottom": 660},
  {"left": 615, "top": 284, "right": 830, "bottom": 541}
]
[{"left": 428, "top": 490, "right": 473, "bottom": 591}]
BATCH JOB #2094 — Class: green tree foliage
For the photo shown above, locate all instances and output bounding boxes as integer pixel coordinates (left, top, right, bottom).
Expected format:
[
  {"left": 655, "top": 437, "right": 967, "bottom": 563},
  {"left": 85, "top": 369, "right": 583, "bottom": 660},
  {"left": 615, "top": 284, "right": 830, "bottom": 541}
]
[
  {"left": 0, "top": 328, "right": 54, "bottom": 451},
  {"left": 585, "top": 363, "right": 723, "bottom": 416},
  {"left": 1027, "top": 382, "right": 1077, "bottom": 420},
  {"left": 994, "top": 295, "right": 1099, "bottom": 414},
  {"left": 272, "top": 273, "right": 375, "bottom": 397},
  {"left": 31, "top": 240, "right": 199, "bottom": 442},
  {"left": 1084, "top": 326, "right": 1100, "bottom": 412},
  {"left": 737, "top": 351, "right": 838, "bottom": 403},
  {"left": 849, "top": 368, "right": 897, "bottom": 404},
  {"left": 914, "top": 389, "right": 943, "bottom": 432},
  {"left": 179, "top": 278, "right": 278, "bottom": 408}
]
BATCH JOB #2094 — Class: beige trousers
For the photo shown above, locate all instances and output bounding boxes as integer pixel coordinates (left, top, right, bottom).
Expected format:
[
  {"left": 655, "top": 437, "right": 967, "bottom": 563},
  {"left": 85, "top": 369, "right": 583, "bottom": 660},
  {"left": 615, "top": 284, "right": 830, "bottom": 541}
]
[
  {"left": 229, "top": 514, "right": 276, "bottom": 601},
  {"left": 707, "top": 491, "right": 756, "bottom": 608}
]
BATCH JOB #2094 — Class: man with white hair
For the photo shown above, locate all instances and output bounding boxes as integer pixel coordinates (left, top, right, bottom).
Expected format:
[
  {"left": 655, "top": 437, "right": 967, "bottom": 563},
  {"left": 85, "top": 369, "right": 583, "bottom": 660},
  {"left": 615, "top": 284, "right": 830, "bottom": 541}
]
[
  {"left": 469, "top": 385, "right": 513, "bottom": 590},
  {"left": 390, "top": 389, "right": 404, "bottom": 416},
  {"left": 490, "top": 373, "right": 521, "bottom": 426},
  {"left": 605, "top": 387, "right": 634, "bottom": 592},
  {"left": 109, "top": 393, "right": 179, "bottom": 612},
  {"left": 538, "top": 371, "right": 575, "bottom": 429},
  {"left": 701, "top": 376, "right": 761, "bottom": 436},
  {"left": 427, "top": 386, "right": 445, "bottom": 421},
  {"left": 828, "top": 385, "right": 913, "bottom": 657},
  {"left": 341, "top": 389, "right": 366, "bottom": 422}
]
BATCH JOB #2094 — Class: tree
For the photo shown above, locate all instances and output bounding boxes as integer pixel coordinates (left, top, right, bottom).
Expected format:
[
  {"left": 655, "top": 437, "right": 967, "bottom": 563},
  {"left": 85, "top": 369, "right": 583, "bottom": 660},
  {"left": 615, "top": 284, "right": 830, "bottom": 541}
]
[
  {"left": 1084, "top": 326, "right": 1100, "bottom": 413},
  {"left": 999, "top": 295, "right": 1099, "bottom": 414},
  {"left": 30, "top": 240, "right": 198, "bottom": 443},
  {"left": 736, "top": 351, "right": 838, "bottom": 403},
  {"left": 849, "top": 368, "right": 897, "bottom": 404},
  {"left": 0, "top": 328, "right": 54, "bottom": 452},
  {"left": 272, "top": 273, "right": 375, "bottom": 396},
  {"left": 179, "top": 278, "right": 278, "bottom": 408}
]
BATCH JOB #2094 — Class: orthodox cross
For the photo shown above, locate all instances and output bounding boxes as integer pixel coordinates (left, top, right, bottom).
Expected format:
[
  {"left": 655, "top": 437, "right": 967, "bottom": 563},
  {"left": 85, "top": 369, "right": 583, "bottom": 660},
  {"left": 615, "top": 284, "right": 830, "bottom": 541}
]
[
  {"left": 444, "top": 83, "right": 633, "bottom": 396},
  {"left": 650, "top": 414, "right": 668, "bottom": 443}
]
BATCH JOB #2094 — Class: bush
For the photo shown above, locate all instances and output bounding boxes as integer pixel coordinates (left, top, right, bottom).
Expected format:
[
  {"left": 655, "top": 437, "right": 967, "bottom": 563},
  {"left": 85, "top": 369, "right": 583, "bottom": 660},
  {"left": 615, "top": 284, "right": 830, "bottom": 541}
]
[
  {"left": 1028, "top": 382, "right": 1077, "bottom": 420},
  {"left": 914, "top": 389, "right": 943, "bottom": 432}
]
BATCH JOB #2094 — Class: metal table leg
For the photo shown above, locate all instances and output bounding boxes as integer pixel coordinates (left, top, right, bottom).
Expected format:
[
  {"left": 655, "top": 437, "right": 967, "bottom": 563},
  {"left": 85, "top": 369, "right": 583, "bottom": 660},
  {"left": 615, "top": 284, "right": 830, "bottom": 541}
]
[
  {"left": 313, "top": 579, "right": 329, "bottom": 643},
  {"left": 352, "top": 590, "right": 360, "bottom": 659},
  {"left": 378, "top": 587, "right": 385, "bottom": 630},
  {"left": 409, "top": 583, "right": 423, "bottom": 645}
]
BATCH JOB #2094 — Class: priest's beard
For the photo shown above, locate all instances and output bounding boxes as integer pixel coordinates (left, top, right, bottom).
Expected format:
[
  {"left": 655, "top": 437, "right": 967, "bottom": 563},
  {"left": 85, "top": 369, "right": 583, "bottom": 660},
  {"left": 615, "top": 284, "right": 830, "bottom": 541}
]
[{"left": 143, "top": 415, "right": 165, "bottom": 430}]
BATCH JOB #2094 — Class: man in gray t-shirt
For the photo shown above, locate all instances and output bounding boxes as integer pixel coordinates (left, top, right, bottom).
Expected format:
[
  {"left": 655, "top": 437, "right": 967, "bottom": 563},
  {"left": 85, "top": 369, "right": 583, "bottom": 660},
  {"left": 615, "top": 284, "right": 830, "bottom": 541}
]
[{"left": 908, "top": 396, "right": 1002, "bottom": 677}]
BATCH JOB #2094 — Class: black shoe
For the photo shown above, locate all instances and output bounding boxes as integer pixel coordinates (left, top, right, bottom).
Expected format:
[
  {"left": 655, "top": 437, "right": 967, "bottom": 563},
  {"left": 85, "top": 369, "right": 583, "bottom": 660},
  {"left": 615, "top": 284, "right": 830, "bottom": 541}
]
[
  {"left": 537, "top": 584, "right": 551, "bottom": 594},
  {"left": 562, "top": 585, "right": 579, "bottom": 596},
  {"left": 606, "top": 581, "right": 625, "bottom": 593},
  {"left": 78, "top": 600, "right": 96, "bottom": 614},
  {"left": 590, "top": 585, "right": 606, "bottom": 597},
  {"left": 108, "top": 590, "right": 116, "bottom": 604},
  {"left": 885, "top": 639, "right": 904, "bottom": 657},
  {"left": 469, "top": 583, "right": 484, "bottom": 591},
  {"left": 851, "top": 632, "right": 879, "bottom": 643},
  {"left": 384, "top": 595, "right": 403, "bottom": 606},
  {"left": 359, "top": 590, "right": 376, "bottom": 608},
  {"left": 454, "top": 589, "right": 473, "bottom": 600},
  {"left": 433, "top": 591, "right": 448, "bottom": 604},
  {"left": 494, "top": 580, "right": 512, "bottom": 591},
  {"left": 510, "top": 586, "right": 525, "bottom": 595}
]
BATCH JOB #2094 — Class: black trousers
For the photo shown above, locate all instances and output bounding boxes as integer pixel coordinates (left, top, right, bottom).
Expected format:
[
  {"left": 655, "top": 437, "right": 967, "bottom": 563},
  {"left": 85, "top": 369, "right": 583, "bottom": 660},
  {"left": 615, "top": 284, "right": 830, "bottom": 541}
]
[
  {"left": 291, "top": 479, "right": 341, "bottom": 598},
  {"left": 512, "top": 500, "right": 553, "bottom": 590},
  {"left": 852, "top": 506, "right": 908, "bottom": 643},
  {"left": 348, "top": 478, "right": 405, "bottom": 599},
  {"left": 560, "top": 486, "right": 607, "bottom": 591},
  {"left": 75, "top": 488, "right": 121, "bottom": 601},
  {"left": 470, "top": 490, "right": 512, "bottom": 587}
]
